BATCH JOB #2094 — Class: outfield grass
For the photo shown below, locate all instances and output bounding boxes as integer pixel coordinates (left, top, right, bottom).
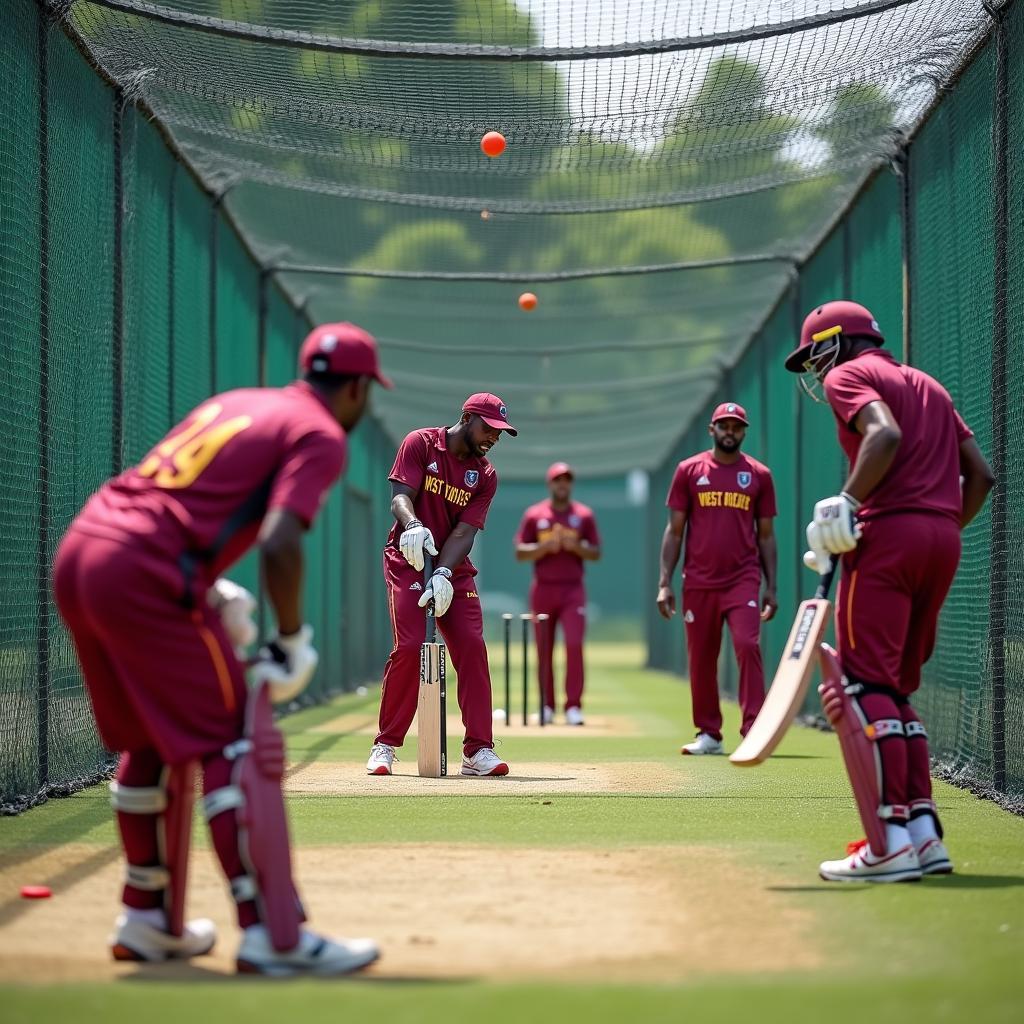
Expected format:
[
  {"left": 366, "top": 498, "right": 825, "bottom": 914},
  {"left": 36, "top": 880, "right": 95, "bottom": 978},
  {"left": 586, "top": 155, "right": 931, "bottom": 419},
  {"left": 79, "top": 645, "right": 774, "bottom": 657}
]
[{"left": 1, "top": 643, "right": 1022, "bottom": 1023}]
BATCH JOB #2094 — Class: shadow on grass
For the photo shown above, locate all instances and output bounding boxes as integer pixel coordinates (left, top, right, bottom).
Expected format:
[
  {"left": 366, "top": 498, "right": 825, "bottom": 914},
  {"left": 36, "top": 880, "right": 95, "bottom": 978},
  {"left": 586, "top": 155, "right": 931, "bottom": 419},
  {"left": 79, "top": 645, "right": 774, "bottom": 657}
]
[
  {"left": 121, "top": 963, "right": 472, "bottom": 985},
  {"left": 768, "top": 873, "right": 1024, "bottom": 892}
]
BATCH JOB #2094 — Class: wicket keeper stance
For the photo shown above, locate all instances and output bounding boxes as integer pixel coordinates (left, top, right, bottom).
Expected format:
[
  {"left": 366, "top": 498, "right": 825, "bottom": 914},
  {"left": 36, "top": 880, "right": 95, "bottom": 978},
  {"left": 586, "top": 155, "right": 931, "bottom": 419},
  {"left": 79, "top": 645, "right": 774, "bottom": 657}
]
[
  {"left": 52, "top": 323, "right": 389, "bottom": 975},
  {"left": 787, "top": 300, "right": 993, "bottom": 882},
  {"left": 657, "top": 403, "right": 779, "bottom": 754},
  {"left": 515, "top": 462, "right": 601, "bottom": 725},
  {"left": 367, "top": 393, "right": 518, "bottom": 776}
]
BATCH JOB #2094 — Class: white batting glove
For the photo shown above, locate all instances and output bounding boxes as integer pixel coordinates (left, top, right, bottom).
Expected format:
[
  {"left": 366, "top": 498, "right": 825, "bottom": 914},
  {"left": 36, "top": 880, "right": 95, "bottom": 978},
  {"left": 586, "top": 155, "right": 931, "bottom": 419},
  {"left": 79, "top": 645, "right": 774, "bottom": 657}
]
[
  {"left": 417, "top": 567, "right": 454, "bottom": 617},
  {"left": 208, "top": 578, "right": 258, "bottom": 652},
  {"left": 803, "top": 521, "right": 833, "bottom": 575},
  {"left": 399, "top": 519, "right": 438, "bottom": 572},
  {"left": 812, "top": 492, "right": 862, "bottom": 553},
  {"left": 250, "top": 625, "right": 318, "bottom": 703}
]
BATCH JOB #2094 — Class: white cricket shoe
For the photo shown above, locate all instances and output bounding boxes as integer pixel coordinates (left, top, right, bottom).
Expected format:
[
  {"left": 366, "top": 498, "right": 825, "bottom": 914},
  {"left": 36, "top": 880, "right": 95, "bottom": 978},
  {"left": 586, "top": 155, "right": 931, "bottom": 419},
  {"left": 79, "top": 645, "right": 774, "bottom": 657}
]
[
  {"left": 565, "top": 706, "right": 585, "bottom": 726},
  {"left": 366, "top": 743, "right": 396, "bottom": 775},
  {"left": 916, "top": 837, "right": 954, "bottom": 875},
  {"left": 680, "top": 732, "right": 724, "bottom": 756},
  {"left": 110, "top": 909, "right": 217, "bottom": 962},
  {"left": 541, "top": 705, "right": 554, "bottom": 725},
  {"left": 461, "top": 748, "right": 510, "bottom": 776},
  {"left": 819, "top": 840, "right": 923, "bottom": 883},
  {"left": 236, "top": 925, "right": 379, "bottom": 977}
]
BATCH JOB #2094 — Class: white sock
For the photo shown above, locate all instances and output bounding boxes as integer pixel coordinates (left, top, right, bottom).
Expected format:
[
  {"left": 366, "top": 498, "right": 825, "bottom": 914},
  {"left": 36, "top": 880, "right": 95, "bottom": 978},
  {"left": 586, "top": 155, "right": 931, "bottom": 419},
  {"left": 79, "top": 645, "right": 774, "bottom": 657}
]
[
  {"left": 124, "top": 906, "right": 167, "bottom": 928},
  {"left": 884, "top": 823, "right": 911, "bottom": 852},
  {"left": 908, "top": 815, "right": 940, "bottom": 845}
]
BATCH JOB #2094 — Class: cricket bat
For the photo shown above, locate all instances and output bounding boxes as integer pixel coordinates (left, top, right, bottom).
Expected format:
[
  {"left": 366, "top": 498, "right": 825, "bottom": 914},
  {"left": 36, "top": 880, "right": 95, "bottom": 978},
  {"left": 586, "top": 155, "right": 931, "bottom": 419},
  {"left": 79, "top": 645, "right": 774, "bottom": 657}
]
[
  {"left": 729, "top": 563, "right": 836, "bottom": 767},
  {"left": 417, "top": 556, "right": 447, "bottom": 777}
]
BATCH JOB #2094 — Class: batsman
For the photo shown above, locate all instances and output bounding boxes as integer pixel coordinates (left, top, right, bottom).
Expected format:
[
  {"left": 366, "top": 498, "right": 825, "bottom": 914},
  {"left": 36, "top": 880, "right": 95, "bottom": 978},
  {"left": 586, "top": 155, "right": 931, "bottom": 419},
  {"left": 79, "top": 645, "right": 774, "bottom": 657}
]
[
  {"left": 366, "top": 393, "right": 518, "bottom": 777},
  {"left": 787, "top": 300, "right": 993, "bottom": 882},
  {"left": 52, "top": 323, "right": 389, "bottom": 974}
]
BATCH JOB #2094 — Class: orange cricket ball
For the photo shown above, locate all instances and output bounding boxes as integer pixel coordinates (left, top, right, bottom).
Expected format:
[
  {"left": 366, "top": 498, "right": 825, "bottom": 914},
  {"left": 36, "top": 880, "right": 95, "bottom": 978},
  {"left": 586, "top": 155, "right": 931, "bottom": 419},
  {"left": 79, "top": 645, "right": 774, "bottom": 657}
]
[
  {"left": 480, "top": 131, "right": 506, "bottom": 157},
  {"left": 518, "top": 292, "right": 538, "bottom": 311}
]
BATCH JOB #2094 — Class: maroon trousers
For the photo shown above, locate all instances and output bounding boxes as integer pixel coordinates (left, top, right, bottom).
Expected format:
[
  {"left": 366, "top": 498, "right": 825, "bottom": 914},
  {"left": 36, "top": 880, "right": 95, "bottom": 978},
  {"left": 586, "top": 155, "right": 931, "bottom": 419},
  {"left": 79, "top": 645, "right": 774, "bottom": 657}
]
[
  {"left": 682, "top": 579, "right": 765, "bottom": 740},
  {"left": 530, "top": 580, "right": 587, "bottom": 711},
  {"left": 375, "top": 548, "right": 494, "bottom": 756}
]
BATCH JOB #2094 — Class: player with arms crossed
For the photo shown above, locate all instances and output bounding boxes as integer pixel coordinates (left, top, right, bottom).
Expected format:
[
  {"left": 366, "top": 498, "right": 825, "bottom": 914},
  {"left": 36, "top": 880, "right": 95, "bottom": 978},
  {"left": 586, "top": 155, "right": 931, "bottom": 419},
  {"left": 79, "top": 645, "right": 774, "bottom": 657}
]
[
  {"left": 53, "top": 323, "right": 390, "bottom": 974},
  {"left": 657, "top": 403, "right": 779, "bottom": 754},
  {"left": 367, "top": 393, "right": 518, "bottom": 777},
  {"left": 515, "top": 462, "right": 601, "bottom": 725},
  {"left": 787, "top": 300, "right": 993, "bottom": 882}
]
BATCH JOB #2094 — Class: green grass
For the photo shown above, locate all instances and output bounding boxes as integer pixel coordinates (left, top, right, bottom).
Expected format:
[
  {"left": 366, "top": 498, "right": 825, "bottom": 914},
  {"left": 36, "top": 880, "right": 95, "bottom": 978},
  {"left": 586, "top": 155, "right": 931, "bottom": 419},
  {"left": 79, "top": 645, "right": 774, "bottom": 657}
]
[{"left": 2, "top": 642, "right": 1022, "bottom": 1023}]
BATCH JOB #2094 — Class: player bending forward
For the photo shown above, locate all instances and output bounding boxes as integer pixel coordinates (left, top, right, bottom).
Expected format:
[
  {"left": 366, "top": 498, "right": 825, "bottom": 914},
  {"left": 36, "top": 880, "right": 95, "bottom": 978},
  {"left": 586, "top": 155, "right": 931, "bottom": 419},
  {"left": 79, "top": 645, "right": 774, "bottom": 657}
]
[
  {"left": 367, "top": 394, "right": 518, "bottom": 777},
  {"left": 53, "top": 323, "right": 390, "bottom": 973},
  {"left": 787, "top": 301, "right": 993, "bottom": 882}
]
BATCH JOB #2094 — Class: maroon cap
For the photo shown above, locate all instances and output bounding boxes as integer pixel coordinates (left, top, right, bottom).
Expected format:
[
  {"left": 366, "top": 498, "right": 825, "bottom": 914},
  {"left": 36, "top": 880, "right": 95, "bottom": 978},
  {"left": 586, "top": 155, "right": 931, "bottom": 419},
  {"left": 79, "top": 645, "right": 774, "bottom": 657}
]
[
  {"left": 546, "top": 461, "right": 574, "bottom": 482},
  {"left": 785, "top": 300, "right": 884, "bottom": 371},
  {"left": 462, "top": 392, "right": 518, "bottom": 436},
  {"left": 299, "top": 322, "right": 393, "bottom": 388},
  {"left": 711, "top": 402, "right": 749, "bottom": 425}
]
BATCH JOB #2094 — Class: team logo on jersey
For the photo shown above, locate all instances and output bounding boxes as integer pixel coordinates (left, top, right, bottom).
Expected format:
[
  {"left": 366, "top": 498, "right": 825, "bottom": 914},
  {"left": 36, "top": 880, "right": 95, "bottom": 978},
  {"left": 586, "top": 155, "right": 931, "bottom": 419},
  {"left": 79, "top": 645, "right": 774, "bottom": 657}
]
[
  {"left": 465, "top": 470, "right": 479, "bottom": 488},
  {"left": 410, "top": 581, "right": 422, "bottom": 591},
  {"left": 569, "top": 514, "right": 581, "bottom": 527},
  {"left": 684, "top": 610, "right": 695, "bottom": 623},
  {"left": 747, "top": 600, "right": 758, "bottom": 608},
  {"left": 737, "top": 471, "right": 751, "bottom": 489},
  {"left": 538, "top": 518, "right": 550, "bottom": 529},
  {"left": 697, "top": 474, "right": 711, "bottom": 486},
  {"left": 427, "top": 461, "right": 439, "bottom": 473}
]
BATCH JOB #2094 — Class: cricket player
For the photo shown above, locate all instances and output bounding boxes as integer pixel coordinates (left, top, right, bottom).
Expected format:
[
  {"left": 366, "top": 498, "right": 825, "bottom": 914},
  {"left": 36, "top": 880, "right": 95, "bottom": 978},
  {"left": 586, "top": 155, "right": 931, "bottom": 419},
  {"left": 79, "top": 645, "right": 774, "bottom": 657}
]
[
  {"left": 367, "top": 393, "right": 518, "bottom": 776},
  {"left": 514, "top": 462, "right": 602, "bottom": 725},
  {"left": 787, "top": 300, "right": 993, "bottom": 882},
  {"left": 656, "top": 402, "right": 779, "bottom": 754},
  {"left": 52, "top": 323, "right": 389, "bottom": 974}
]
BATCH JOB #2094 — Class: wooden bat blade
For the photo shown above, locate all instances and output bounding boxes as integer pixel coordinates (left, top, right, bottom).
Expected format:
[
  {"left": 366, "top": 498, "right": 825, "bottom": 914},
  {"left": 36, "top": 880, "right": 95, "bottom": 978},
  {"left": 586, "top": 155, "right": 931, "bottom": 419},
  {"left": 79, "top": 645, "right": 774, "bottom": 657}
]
[
  {"left": 417, "top": 641, "right": 447, "bottom": 777},
  {"left": 729, "top": 598, "right": 832, "bottom": 766}
]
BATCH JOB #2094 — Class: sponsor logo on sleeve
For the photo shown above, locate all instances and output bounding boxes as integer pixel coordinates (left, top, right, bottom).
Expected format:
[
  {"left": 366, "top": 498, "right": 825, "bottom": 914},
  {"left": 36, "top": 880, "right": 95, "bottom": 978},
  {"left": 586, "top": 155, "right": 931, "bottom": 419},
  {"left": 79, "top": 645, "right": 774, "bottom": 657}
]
[
  {"left": 465, "top": 469, "right": 479, "bottom": 488},
  {"left": 684, "top": 610, "right": 695, "bottom": 623},
  {"left": 737, "top": 471, "right": 751, "bottom": 489}
]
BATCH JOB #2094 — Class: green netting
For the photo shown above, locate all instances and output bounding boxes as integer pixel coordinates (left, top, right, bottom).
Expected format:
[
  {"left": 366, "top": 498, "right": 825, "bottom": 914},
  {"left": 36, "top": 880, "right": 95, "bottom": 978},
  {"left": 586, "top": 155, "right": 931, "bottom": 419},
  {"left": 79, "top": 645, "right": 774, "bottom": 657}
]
[
  {"left": 910, "top": 39, "right": 999, "bottom": 793},
  {"left": 0, "top": 0, "right": 43, "bottom": 807},
  {"left": 1004, "top": 0, "right": 1024, "bottom": 800},
  {"left": 45, "top": 23, "right": 118, "bottom": 794}
]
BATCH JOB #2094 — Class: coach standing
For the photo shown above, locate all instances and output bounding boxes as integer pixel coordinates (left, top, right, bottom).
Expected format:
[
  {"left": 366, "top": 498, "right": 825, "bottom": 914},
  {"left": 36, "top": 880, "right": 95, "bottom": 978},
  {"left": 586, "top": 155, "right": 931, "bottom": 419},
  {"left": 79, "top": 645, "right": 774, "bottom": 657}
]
[
  {"left": 656, "top": 402, "right": 779, "bottom": 755},
  {"left": 367, "top": 393, "right": 518, "bottom": 777},
  {"left": 515, "top": 462, "right": 602, "bottom": 725}
]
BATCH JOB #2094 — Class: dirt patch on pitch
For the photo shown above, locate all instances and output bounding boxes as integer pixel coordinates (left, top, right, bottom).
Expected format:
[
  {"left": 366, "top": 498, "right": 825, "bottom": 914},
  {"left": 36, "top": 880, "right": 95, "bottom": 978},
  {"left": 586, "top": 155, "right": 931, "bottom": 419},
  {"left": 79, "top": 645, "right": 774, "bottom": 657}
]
[
  {"left": 0, "top": 841, "right": 819, "bottom": 983},
  {"left": 285, "top": 760, "right": 681, "bottom": 796}
]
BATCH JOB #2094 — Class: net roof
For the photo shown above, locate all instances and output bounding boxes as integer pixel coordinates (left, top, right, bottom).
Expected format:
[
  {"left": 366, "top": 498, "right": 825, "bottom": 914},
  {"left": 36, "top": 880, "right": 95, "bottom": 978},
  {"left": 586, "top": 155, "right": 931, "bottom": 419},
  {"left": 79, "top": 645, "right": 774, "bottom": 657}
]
[{"left": 58, "top": 0, "right": 993, "bottom": 477}]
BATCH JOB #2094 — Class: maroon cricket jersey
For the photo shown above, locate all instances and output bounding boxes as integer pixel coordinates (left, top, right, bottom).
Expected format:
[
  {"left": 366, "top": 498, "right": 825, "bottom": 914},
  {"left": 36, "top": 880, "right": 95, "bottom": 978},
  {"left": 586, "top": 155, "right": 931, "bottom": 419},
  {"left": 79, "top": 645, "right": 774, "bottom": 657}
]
[
  {"left": 515, "top": 499, "right": 600, "bottom": 586},
  {"left": 72, "top": 383, "right": 346, "bottom": 584},
  {"left": 386, "top": 426, "right": 497, "bottom": 576},
  {"left": 666, "top": 452, "right": 776, "bottom": 589},
  {"left": 823, "top": 349, "right": 973, "bottom": 523}
]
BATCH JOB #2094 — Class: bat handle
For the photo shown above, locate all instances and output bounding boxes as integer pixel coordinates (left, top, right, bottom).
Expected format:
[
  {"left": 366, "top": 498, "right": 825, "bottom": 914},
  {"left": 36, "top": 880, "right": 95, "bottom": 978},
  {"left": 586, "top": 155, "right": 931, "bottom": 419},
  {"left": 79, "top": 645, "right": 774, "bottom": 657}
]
[
  {"left": 814, "top": 560, "right": 838, "bottom": 600},
  {"left": 424, "top": 554, "right": 436, "bottom": 642}
]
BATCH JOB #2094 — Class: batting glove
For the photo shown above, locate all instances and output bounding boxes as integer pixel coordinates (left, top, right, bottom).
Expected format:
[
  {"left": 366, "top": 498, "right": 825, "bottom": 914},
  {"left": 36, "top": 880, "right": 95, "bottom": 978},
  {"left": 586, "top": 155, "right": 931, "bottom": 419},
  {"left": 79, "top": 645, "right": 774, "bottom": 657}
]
[
  {"left": 417, "top": 566, "right": 454, "bottom": 617},
  {"left": 803, "top": 522, "right": 834, "bottom": 575},
  {"left": 208, "top": 578, "right": 258, "bottom": 652},
  {"left": 251, "top": 625, "right": 318, "bottom": 704},
  {"left": 812, "top": 492, "right": 861, "bottom": 553},
  {"left": 399, "top": 519, "right": 438, "bottom": 572}
]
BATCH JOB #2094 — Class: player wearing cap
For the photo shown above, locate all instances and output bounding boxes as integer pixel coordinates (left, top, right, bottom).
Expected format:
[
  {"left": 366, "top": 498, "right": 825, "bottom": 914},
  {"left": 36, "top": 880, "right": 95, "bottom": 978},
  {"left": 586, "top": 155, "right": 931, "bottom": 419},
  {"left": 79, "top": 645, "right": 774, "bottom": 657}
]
[
  {"left": 514, "top": 462, "right": 601, "bottom": 725},
  {"left": 657, "top": 403, "right": 779, "bottom": 755},
  {"left": 52, "top": 323, "right": 389, "bottom": 975},
  {"left": 367, "top": 393, "right": 518, "bottom": 776},
  {"left": 786, "top": 300, "right": 993, "bottom": 882}
]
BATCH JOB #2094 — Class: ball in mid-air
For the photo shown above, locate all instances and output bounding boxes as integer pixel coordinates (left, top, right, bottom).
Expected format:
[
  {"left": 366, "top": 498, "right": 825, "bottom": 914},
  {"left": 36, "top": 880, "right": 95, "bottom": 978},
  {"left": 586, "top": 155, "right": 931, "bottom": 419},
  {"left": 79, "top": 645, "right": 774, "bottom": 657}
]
[
  {"left": 519, "top": 292, "right": 538, "bottom": 311},
  {"left": 480, "top": 131, "right": 506, "bottom": 157}
]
